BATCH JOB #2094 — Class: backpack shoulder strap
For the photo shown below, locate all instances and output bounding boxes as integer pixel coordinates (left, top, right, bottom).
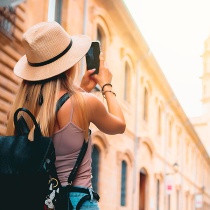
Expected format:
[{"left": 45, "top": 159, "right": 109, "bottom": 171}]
[
  {"left": 56, "top": 92, "right": 70, "bottom": 112},
  {"left": 67, "top": 140, "right": 89, "bottom": 185}
]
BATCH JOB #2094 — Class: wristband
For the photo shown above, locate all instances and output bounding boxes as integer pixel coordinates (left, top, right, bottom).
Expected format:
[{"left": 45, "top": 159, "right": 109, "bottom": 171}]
[
  {"left": 102, "top": 90, "right": 116, "bottom": 99},
  {"left": 101, "top": 83, "right": 112, "bottom": 92}
]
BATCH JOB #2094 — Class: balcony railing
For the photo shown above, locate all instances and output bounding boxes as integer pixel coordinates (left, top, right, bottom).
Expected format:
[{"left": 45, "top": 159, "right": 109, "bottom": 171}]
[{"left": 0, "top": 6, "right": 16, "bottom": 39}]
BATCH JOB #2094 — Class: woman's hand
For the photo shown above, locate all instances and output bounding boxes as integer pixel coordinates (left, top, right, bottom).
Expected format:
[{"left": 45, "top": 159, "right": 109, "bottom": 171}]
[
  {"left": 80, "top": 69, "right": 97, "bottom": 92},
  {"left": 84, "top": 53, "right": 126, "bottom": 134},
  {"left": 91, "top": 53, "right": 112, "bottom": 88}
]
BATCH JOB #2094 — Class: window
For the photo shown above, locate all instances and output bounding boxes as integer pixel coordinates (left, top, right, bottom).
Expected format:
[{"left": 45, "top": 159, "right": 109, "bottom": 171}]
[
  {"left": 91, "top": 145, "right": 100, "bottom": 192},
  {"left": 156, "top": 179, "right": 160, "bottom": 210},
  {"left": 94, "top": 26, "right": 106, "bottom": 91},
  {"left": 124, "top": 62, "right": 131, "bottom": 103},
  {"left": 176, "top": 190, "right": 179, "bottom": 210},
  {"left": 120, "top": 160, "right": 127, "bottom": 206},
  {"left": 176, "top": 132, "right": 180, "bottom": 156},
  {"left": 97, "top": 26, "right": 105, "bottom": 53},
  {"left": 143, "top": 88, "right": 149, "bottom": 121},
  {"left": 186, "top": 145, "right": 189, "bottom": 164},
  {"left": 203, "top": 85, "right": 206, "bottom": 97},
  {"left": 186, "top": 194, "right": 188, "bottom": 210},
  {"left": 97, "top": 28, "right": 103, "bottom": 44},
  {"left": 55, "top": 0, "right": 63, "bottom": 24},
  {"left": 157, "top": 106, "right": 162, "bottom": 135},
  {"left": 168, "top": 195, "right": 171, "bottom": 210},
  {"left": 168, "top": 120, "right": 172, "bottom": 147}
]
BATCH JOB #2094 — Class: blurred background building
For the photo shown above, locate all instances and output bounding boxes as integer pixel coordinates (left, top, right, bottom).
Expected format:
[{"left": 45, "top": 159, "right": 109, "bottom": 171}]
[{"left": 0, "top": 0, "right": 210, "bottom": 209}]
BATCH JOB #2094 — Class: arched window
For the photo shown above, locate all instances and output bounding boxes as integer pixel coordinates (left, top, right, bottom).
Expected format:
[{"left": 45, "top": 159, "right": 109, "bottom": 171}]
[
  {"left": 176, "top": 132, "right": 180, "bottom": 156},
  {"left": 91, "top": 145, "right": 100, "bottom": 192},
  {"left": 97, "top": 26, "right": 106, "bottom": 53},
  {"left": 120, "top": 160, "right": 127, "bottom": 206},
  {"left": 143, "top": 87, "right": 149, "bottom": 121},
  {"left": 157, "top": 106, "right": 162, "bottom": 135},
  {"left": 94, "top": 25, "right": 106, "bottom": 92},
  {"left": 97, "top": 27, "right": 102, "bottom": 43},
  {"left": 124, "top": 61, "right": 131, "bottom": 103},
  {"left": 186, "top": 144, "right": 189, "bottom": 164},
  {"left": 168, "top": 120, "right": 172, "bottom": 147}
]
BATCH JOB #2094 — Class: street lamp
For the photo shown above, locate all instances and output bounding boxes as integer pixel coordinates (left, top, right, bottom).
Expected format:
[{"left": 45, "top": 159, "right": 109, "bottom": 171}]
[{"left": 173, "top": 162, "right": 179, "bottom": 172}]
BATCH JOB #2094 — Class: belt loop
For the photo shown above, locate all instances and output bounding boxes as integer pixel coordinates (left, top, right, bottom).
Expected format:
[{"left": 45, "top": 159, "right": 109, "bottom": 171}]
[{"left": 89, "top": 188, "right": 94, "bottom": 202}]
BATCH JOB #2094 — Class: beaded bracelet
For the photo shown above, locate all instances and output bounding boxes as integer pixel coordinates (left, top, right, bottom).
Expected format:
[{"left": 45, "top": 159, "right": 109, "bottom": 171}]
[
  {"left": 101, "top": 83, "right": 112, "bottom": 92},
  {"left": 102, "top": 90, "right": 116, "bottom": 99}
]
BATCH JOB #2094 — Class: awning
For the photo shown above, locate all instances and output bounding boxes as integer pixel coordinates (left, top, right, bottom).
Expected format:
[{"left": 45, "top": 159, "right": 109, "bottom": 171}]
[{"left": 0, "top": 0, "right": 25, "bottom": 7}]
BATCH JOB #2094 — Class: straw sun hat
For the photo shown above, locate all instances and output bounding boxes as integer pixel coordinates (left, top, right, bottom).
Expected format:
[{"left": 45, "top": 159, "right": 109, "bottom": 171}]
[{"left": 14, "top": 21, "right": 91, "bottom": 81}]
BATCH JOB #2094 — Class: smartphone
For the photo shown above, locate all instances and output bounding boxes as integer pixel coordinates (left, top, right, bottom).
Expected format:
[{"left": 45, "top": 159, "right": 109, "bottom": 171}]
[{"left": 85, "top": 41, "right": 100, "bottom": 75}]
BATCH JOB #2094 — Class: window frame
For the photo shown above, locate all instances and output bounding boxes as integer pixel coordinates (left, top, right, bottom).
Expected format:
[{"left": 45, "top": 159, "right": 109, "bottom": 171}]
[{"left": 143, "top": 87, "right": 149, "bottom": 121}]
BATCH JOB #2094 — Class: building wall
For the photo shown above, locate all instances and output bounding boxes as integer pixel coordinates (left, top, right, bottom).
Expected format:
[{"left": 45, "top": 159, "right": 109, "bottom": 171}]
[{"left": 0, "top": 0, "right": 210, "bottom": 209}]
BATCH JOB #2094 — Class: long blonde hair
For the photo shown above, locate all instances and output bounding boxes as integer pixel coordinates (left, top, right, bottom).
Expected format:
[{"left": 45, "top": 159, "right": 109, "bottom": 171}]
[{"left": 6, "top": 65, "right": 89, "bottom": 140}]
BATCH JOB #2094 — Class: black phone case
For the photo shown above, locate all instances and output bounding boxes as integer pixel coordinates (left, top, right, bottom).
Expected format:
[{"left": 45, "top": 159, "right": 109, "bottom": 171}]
[{"left": 85, "top": 41, "right": 100, "bottom": 75}]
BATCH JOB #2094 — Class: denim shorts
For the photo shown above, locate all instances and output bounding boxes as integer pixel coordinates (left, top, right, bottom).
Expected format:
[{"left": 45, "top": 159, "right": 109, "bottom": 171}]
[{"left": 69, "top": 187, "right": 99, "bottom": 210}]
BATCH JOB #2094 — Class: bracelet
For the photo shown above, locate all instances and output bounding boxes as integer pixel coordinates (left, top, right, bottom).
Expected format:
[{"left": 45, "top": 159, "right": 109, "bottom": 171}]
[
  {"left": 102, "top": 90, "right": 116, "bottom": 99},
  {"left": 101, "top": 83, "right": 112, "bottom": 92}
]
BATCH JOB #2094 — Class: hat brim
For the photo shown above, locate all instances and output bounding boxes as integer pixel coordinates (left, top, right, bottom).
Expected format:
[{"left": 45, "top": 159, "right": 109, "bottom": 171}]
[{"left": 14, "top": 35, "right": 91, "bottom": 81}]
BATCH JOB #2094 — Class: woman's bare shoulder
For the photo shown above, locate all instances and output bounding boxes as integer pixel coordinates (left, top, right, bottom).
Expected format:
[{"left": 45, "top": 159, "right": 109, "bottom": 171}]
[
  {"left": 80, "top": 92, "right": 101, "bottom": 103},
  {"left": 80, "top": 92, "right": 105, "bottom": 119}
]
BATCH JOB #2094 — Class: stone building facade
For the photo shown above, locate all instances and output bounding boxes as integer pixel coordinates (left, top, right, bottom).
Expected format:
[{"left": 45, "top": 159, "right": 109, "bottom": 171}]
[{"left": 0, "top": 0, "right": 210, "bottom": 210}]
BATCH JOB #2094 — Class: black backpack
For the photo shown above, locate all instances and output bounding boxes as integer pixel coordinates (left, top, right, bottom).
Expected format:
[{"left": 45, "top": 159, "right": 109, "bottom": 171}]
[
  {"left": 0, "top": 107, "right": 55, "bottom": 210},
  {"left": 0, "top": 93, "right": 99, "bottom": 210},
  {"left": 0, "top": 93, "right": 69, "bottom": 210}
]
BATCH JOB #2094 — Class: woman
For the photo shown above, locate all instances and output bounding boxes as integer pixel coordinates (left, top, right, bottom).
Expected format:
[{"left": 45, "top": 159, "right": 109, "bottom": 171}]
[{"left": 6, "top": 21, "right": 126, "bottom": 209}]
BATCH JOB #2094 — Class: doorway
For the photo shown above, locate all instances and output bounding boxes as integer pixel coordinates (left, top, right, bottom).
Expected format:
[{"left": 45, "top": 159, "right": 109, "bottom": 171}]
[{"left": 139, "top": 168, "right": 148, "bottom": 210}]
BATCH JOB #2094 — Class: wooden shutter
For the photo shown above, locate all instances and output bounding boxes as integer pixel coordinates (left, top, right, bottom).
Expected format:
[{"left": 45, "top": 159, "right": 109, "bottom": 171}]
[{"left": 0, "top": 3, "right": 26, "bottom": 135}]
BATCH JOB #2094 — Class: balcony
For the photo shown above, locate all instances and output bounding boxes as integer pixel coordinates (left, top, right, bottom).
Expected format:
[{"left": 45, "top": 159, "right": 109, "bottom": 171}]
[{"left": 0, "top": 6, "right": 16, "bottom": 42}]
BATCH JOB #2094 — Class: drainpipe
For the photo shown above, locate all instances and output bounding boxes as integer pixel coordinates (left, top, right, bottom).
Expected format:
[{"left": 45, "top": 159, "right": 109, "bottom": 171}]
[
  {"left": 132, "top": 60, "right": 141, "bottom": 210},
  {"left": 80, "top": 0, "right": 88, "bottom": 79},
  {"left": 48, "top": 0, "right": 56, "bottom": 21},
  {"left": 194, "top": 152, "right": 197, "bottom": 210},
  {"left": 83, "top": 0, "right": 88, "bottom": 34},
  {"left": 180, "top": 130, "right": 184, "bottom": 210}
]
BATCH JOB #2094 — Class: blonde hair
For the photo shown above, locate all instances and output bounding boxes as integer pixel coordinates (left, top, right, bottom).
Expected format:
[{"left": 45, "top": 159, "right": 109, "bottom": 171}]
[{"left": 6, "top": 65, "right": 89, "bottom": 140}]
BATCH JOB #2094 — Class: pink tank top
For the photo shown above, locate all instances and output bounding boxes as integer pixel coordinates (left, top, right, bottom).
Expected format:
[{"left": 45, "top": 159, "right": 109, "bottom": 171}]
[{"left": 52, "top": 103, "right": 92, "bottom": 187}]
